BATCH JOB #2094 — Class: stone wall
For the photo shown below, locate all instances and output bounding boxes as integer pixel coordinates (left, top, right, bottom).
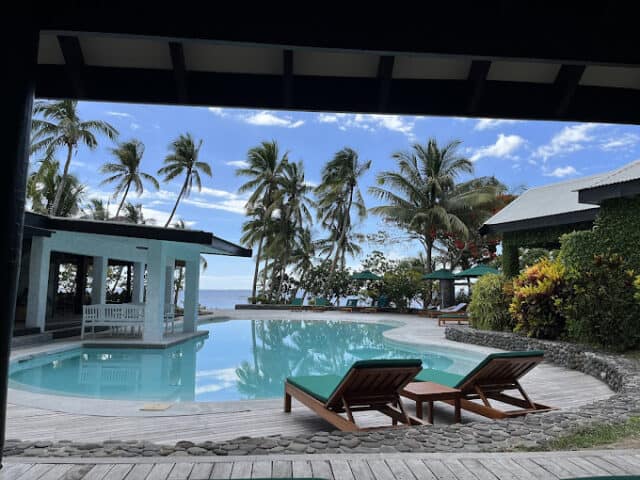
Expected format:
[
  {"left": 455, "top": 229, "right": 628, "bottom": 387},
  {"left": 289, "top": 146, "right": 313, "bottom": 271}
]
[{"left": 5, "top": 327, "right": 640, "bottom": 458}]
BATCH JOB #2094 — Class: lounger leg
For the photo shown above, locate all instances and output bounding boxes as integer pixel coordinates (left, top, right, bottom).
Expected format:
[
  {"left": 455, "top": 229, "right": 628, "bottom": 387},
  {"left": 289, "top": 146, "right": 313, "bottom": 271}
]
[
  {"left": 454, "top": 397, "right": 461, "bottom": 423},
  {"left": 284, "top": 392, "right": 292, "bottom": 413},
  {"left": 427, "top": 401, "right": 434, "bottom": 424}
]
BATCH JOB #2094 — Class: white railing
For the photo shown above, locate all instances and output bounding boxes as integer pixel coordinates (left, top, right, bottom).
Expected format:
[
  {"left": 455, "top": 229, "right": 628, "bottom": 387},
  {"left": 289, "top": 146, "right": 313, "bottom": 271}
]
[
  {"left": 164, "top": 303, "right": 176, "bottom": 333},
  {"left": 82, "top": 304, "right": 145, "bottom": 339}
]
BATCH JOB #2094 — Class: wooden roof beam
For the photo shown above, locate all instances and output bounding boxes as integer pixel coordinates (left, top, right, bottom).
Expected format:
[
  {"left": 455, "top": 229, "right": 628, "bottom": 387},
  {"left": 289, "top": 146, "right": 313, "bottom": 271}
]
[
  {"left": 57, "top": 35, "right": 85, "bottom": 98},
  {"left": 168, "top": 41, "right": 188, "bottom": 103}
]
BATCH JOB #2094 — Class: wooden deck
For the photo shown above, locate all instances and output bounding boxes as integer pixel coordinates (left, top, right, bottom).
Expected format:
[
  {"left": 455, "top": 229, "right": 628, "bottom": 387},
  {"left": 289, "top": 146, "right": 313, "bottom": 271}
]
[{"left": 2, "top": 450, "right": 639, "bottom": 479}]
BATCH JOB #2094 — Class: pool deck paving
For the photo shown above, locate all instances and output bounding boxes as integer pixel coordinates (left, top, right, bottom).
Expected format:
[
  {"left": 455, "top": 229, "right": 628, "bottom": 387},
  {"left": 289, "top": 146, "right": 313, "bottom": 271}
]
[
  {"left": 2, "top": 450, "right": 640, "bottom": 479},
  {"left": 6, "top": 310, "right": 614, "bottom": 444}
]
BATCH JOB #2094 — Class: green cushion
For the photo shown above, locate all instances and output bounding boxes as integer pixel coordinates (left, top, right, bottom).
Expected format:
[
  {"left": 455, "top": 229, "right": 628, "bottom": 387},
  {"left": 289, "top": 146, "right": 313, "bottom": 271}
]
[
  {"left": 346, "top": 299, "right": 358, "bottom": 307},
  {"left": 440, "top": 313, "right": 468, "bottom": 318},
  {"left": 415, "top": 350, "right": 544, "bottom": 388},
  {"left": 290, "top": 298, "right": 303, "bottom": 306},
  {"left": 287, "top": 374, "right": 343, "bottom": 403},
  {"left": 287, "top": 359, "right": 422, "bottom": 402},
  {"left": 414, "top": 368, "right": 465, "bottom": 387},
  {"left": 315, "top": 298, "right": 330, "bottom": 306}
]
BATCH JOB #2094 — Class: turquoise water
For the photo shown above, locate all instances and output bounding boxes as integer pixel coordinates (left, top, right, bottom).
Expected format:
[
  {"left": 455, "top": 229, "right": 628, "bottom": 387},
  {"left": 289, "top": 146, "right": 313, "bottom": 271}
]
[{"left": 9, "top": 320, "right": 484, "bottom": 402}]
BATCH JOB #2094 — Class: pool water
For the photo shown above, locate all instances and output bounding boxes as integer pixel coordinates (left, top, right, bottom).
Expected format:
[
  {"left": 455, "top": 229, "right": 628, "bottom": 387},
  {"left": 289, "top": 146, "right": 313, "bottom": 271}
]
[{"left": 10, "top": 320, "right": 484, "bottom": 402}]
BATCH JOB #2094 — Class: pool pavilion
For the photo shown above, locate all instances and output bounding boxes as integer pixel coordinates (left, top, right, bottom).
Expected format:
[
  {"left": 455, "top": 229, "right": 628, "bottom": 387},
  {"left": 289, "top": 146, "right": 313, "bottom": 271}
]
[{"left": 16, "top": 212, "right": 251, "bottom": 343}]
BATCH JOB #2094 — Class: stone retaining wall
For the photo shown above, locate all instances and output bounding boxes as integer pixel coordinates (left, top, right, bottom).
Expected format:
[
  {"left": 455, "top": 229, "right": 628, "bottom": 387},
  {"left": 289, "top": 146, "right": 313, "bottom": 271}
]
[{"left": 5, "top": 327, "right": 640, "bottom": 458}]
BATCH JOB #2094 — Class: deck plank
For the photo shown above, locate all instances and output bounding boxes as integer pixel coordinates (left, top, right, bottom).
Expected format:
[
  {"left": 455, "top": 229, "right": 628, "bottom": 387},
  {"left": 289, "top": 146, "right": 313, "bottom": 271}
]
[
  {"left": 565, "top": 457, "right": 610, "bottom": 476},
  {"left": 102, "top": 465, "right": 134, "bottom": 480},
  {"left": 229, "top": 462, "right": 251, "bottom": 480},
  {"left": 1, "top": 464, "right": 35, "bottom": 480},
  {"left": 82, "top": 465, "right": 115, "bottom": 480},
  {"left": 366, "top": 460, "right": 394, "bottom": 480},
  {"left": 310, "top": 460, "right": 333, "bottom": 480},
  {"left": 271, "top": 460, "right": 292, "bottom": 479},
  {"left": 17, "top": 464, "right": 56, "bottom": 480},
  {"left": 458, "top": 459, "right": 496, "bottom": 480},
  {"left": 188, "top": 464, "right": 212, "bottom": 480},
  {"left": 124, "top": 464, "right": 153, "bottom": 480},
  {"left": 209, "top": 463, "right": 233, "bottom": 480},
  {"left": 478, "top": 459, "right": 517, "bottom": 480},
  {"left": 383, "top": 459, "right": 415, "bottom": 480},
  {"left": 329, "top": 460, "right": 354, "bottom": 480},
  {"left": 441, "top": 459, "right": 479, "bottom": 480},
  {"left": 404, "top": 459, "right": 435, "bottom": 480},
  {"left": 168, "top": 464, "right": 193, "bottom": 480},
  {"left": 60, "top": 464, "right": 95, "bottom": 480},
  {"left": 250, "top": 461, "right": 271, "bottom": 479},
  {"left": 528, "top": 458, "right": 576, "bottom": 478},
  {"left": 509, "top": 458, "right": 558, "bottom": 480},
  {"left": 146, "top": 464, "right": 174, "bottom": 480},
  {"left": 291, "top": 461, "right": 313, "bottom": 478},
  {"left": 583, "top": 456, "right": 629, "bottom": 475}
]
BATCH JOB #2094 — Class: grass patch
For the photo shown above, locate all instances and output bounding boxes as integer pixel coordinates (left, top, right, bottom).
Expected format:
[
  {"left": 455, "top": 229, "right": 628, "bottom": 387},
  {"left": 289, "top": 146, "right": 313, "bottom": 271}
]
[{"left": 521, "top": 416, "right": 640, "bottom": 451}]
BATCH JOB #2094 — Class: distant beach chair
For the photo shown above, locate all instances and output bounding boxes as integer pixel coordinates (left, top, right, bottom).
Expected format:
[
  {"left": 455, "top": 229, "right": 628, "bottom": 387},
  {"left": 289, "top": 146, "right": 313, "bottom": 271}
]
[
  {"left": 420, "top": 302, "right": 467, "bottom": 318},
  {"left": 284, "top": 359, "right": 425, "bottom": 431},
  {"left": 289, "top": 297, "right": 304, "bottom": 311},
  {"left": 311, "top": 297, "right": 331, "bottom": 311},
  {"left": 341, "top": 298, "right": 359, "bottom": 312},
  {"left": 363, "top": 295, "right": 389, "bottom": 313},
  {"left": 437, "top": 312, "right": 470, "bottom": 326}
]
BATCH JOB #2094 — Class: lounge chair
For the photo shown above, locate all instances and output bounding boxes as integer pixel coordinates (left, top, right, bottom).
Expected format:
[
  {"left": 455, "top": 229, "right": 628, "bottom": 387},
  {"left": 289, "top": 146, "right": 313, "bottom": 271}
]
[
  {"left": 363, "top": 295, "right": 390, "bottom": 313},
  {"left": 340, "top": 298, "right": 359, "bottom": 312},
  {"left": 289, "top": 297, "right": 304, "bottom": 311},
  {"left": 310, "top": 297, "right": 331, "bottom": 311},
  {"left": 421, "top": 302, "right": 467, "bottom": 317},
  {"left": 437, "top": 312, "right": 469, "bottom": 326},
  {"left": 412, "top": 350, "right": 554, "bottom": 419},
  {"left": 284, "top": 359, "right": 425, "bottom": 431}
]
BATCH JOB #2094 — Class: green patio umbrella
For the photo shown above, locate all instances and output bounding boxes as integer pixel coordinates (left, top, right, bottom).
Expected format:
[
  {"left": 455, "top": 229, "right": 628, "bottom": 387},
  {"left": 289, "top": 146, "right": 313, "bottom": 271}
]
[
  {"left": 351, "top": 270, "right": 382, "bottom": 281},
  {"left": 454, "top": 265, "right": 500, "bottom": 278},
  {"left": 422, "top": 268, "right": 456, "bottom": 280}
]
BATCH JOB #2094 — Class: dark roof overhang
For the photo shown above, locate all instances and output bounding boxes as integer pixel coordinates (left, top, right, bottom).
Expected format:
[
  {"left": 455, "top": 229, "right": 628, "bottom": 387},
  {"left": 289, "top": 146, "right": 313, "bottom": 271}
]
[{"left": 577, "top": 179, "right": 640, "bottom": 205}]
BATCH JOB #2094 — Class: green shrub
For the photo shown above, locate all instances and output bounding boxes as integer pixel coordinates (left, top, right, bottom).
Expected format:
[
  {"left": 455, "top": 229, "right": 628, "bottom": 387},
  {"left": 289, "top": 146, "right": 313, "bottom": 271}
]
[
  {"left": 468, "top": 274, "right": 514, "bottom": 331},
  {"left": 382, "top": 265, "right": 423, "bottom": 311},
  {"left": 510, "top": 258, "right": 567, "bottom": 339},
  {"left": 562, "top": 254, "right": 640, "bottom": 351},
  {"left": 635, "top": 275, "right": 640, "bottom": 303}
]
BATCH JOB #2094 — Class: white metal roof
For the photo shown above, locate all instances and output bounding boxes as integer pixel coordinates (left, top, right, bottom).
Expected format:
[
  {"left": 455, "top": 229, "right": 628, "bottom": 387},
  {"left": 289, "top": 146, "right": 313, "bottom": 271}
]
[{"left": 577, "top": 159, "right": 640, "bottom": 190}]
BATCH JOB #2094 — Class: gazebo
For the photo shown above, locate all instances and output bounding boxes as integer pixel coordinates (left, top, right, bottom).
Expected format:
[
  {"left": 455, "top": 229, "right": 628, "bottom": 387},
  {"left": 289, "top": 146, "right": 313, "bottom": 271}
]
[{"left": 455, "top": 265, "right": 500, "bottom": 294}]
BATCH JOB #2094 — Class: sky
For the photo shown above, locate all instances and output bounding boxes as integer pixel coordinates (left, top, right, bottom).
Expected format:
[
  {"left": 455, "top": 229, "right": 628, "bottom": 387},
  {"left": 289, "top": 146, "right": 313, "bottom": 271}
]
[{"left": 44, "top": 101, "right": 640, "bottom": 289}]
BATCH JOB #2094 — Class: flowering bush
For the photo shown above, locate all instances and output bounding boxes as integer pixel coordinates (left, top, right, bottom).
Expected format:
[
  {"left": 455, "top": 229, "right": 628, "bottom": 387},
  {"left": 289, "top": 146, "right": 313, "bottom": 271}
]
[{"left": 510, "top": 258, "right": 567, "bottom": 339}]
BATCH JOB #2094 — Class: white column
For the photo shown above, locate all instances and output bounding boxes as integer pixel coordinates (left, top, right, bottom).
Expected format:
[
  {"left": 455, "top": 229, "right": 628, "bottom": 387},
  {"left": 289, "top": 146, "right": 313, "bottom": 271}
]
[
  {"left": 143, "top": 242, "right": 165, "bottom": 342},
  {"left": 183, "top": 257, "right": 200, "bottom": 333},
  {"left": 92, "top": 256, "right": 108, "bottom": 305},
  {"left": 25, "top": 237, "right": 51, "bottom": 331},
  {"left": 131, "top": 261, "right": 145, "bottom": 304}
]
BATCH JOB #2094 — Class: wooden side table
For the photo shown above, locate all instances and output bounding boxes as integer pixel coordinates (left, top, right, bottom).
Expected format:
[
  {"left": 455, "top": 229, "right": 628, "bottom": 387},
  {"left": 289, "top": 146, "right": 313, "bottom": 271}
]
[{"left": 401, "top": 381, "right": 461, "bottom": 424}]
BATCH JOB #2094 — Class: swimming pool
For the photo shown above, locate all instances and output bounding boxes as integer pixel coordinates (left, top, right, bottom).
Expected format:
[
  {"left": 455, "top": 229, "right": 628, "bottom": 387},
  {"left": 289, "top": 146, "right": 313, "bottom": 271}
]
[{"left": 10, "top": 319, "right": 484, "bottom": 402}]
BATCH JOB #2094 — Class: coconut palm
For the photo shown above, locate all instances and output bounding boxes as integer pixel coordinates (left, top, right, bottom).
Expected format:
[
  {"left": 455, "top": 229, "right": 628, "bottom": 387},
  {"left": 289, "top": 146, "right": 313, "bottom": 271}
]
[
  {"left": 121, "top": 202, "right": 154, "bottom": 225},
  {"left": 369, "top": 138, "right": 499, "bottom": 274},
  {"left": 237, "top": 141, "right": 287, "bottom": 303},
  {"left": 30, "top": 100, "right": 118, "bottom": 215},
  {"left": 82, "top": 198, "right": 110, "bottom": 220},
  {"left": 27, "top": 158, "right": 85, "bottom": 217},
  {"left": 158, "top": 133, "right": 211, "bottom": 227},
  {"left": 315, "top": 147, "right": 371, "bottom": 275},
  {"left": 100, "top": 140, "right": 159, "bottom": 218}
]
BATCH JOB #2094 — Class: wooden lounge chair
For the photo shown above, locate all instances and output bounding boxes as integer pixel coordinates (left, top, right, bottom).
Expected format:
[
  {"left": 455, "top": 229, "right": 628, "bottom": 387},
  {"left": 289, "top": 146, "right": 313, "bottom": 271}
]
[
  {"left": 412, "top": 350, "right": 554, "bottom": 419},
  {"left": 425, "top": 303, "right": 467, "bottom": 318},
  {"left": 289, "top": 297, "right": 304, "bottom": 311},
  {"left": 438, "top": 312, "right": 469, "bottom": 326},
  {"left": 284, "top": 359, "right": 425, "bottom": 431},
  {"left": 310, "top": 297, "right": 331, "bottom": 311},
  {"left": 340, "top": 298, "right": 359, "bottom": 312},
  {"left": 362, "top": 295, "right": 390, "bottom": 313}
]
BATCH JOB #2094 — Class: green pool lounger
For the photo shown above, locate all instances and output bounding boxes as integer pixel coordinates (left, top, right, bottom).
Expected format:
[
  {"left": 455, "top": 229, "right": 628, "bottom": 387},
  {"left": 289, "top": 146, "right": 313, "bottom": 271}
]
[
  {"left": 284, "top": 359, "right": 425, "bottom": 431},
  {"left": 414, "top": 350, "right": 555, "bottom": 419}
]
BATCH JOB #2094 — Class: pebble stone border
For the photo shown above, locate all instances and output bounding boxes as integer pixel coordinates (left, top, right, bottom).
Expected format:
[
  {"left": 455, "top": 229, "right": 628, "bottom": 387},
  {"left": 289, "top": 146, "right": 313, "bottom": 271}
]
[{"left": 5, "top": 327, "right": 640, "bottom": 458}]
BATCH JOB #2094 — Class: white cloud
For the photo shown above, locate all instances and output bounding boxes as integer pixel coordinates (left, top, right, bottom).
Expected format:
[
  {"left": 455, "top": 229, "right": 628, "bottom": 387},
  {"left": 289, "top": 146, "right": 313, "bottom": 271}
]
[
  {"left": 225, "top": 160, "right": 249, "bottom": 168},
  {"left": 470, "top": 134, "right": 525, "bottom": 162},
  {"left": 183, "top": 197, "right": 246, "bottom": 215},
  {"left": 198, "top": 187, "right": 239, "bottom": 199},
  {"left": 474, "top": 118, "right": 518, "bottom": 131},
  {"left": 304, "top": 179, "right": 319, "bottom": 188},
  {"left": 207, "top": 107, "right": 228, "bottom": 117},
  {"left": 242, "top": 111, "right": 304, "bottom": 128},
  {"left": 130, "top": 122, "right": 140, "bottom": 130},
  {"left": 600, "top": 133, "right": 640, "bottom": 151},
  {"left": 105, "top": 111, "right": 132, "bottom": 118},
  {"left": 318, "top": 113, "right": 339, "bottom": 123},
  {"left": 535, "top": 123, "right": 599, "bottom": 161},
  {"left": 317, "top": 113, "right": 417, "bottom": 140},
  {"left": 544, "top": 166, "right": 578, "bottom": 178}
]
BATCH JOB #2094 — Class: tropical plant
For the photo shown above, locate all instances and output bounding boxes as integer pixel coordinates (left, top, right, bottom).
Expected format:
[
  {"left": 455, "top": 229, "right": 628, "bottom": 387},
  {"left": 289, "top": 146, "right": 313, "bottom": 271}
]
[
  {"left": 381, "top": 264, "right": 424, "bottom": 311},
  {"left": 315, "top": 147, "right": 371, "bottom": 276},
  {"left": 510, "top": 258, "right": 567, "bottom": 339},
  {"left": 27, "top": 158, "right": 85, "bottom": 217},
  {"left": 158, "top": 133, "right": 211, "bottom": 227},
  {"left": 30, "top": 99, "right": 118, "bottom": 215},
  {"left": 100, "top": 139, "right": 159, "bottom": 218},
  {"left": 635, "top": 275, "right": 640, "bottom": 303},
  {"left": 468, "top": 274, "right": 515, "bottom": 331},
  {"left": 121, "top": 202, "right": 153, "bottom": 224},
  {"left": 237, "top": 140, "right": 287, "bottom": 302},
  {"left": 82, "top": 198, "right": 110, "bottom": 220}
]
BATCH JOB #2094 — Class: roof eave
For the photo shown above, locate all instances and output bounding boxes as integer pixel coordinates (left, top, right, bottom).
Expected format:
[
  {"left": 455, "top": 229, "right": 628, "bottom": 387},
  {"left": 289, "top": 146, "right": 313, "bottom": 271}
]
[
  {"left": 480, "top": 208, "right": 599, "bottom": 235},
  {"left": 577, "top": 178, "right": 640, "bottom": 205}
]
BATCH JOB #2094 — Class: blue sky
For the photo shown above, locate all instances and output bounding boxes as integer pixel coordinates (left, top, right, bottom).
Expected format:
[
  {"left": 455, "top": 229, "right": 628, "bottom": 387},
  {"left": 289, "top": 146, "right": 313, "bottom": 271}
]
[{"left": 49, "top": 101, "right": 640, "bottom": 289}]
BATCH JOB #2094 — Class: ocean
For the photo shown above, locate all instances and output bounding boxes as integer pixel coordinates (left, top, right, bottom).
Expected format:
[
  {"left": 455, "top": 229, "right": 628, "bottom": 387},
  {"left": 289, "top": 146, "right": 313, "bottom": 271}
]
[{"left": 188, "top": 289, "right": 252, "bottom": 310}]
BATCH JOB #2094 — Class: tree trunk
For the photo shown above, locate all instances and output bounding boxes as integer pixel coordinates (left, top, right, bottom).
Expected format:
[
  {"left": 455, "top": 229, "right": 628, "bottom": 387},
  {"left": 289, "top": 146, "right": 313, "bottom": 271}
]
[
  {"left": 164, "top": 174, "right": 189, "bottom": 227},
  {"left": 261, "top": 255, "right": 270, "bottom": 301},
  {"left": 425, "top": 238, "right": 434, "bottom": 307},
  {"left": 174, "top": 266, "right": 184, "bottom": 306},
  {"left": 114, "top": 181, "right": 131, "bottom": 218},
  {"left": 327, "top": 187, "right": 353, "bottom": 287},
  {"left": 250, "top": 233, "right": 264, "bottom": 304},
  {"left": 50, "top": 144, "right": 73, "bottom": 215}
]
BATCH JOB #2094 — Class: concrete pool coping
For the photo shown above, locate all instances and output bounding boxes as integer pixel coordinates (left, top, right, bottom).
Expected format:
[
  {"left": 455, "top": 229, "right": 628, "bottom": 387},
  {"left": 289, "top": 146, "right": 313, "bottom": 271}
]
[{"left": 6, "top": 310, "right": 601, "bottom": 417}]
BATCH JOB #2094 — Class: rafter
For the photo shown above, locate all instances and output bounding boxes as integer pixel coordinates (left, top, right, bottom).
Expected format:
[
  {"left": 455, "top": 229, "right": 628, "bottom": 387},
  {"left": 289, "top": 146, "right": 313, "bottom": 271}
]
[
  {"left": 377, "top": 55, "right": 394, "bottom": 112},
  {"left": 57, "top": 35, "right": 85, "bottom": 97},
  {"left": 467, "top": 60, "right": 491, "bottom": 114},
  {"left": 168, "top": 42, "right": 188, "bottom": 103},
  {"left": 283, "top": 49, "right": 293, "bottom": 108},
  {"left": 554, "top": 64, "right": 586, "bottom": 116}
]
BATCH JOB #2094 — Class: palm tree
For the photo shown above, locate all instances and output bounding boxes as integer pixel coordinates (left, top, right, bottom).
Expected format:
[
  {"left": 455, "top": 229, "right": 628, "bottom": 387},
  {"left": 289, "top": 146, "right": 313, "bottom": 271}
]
[
  {"left": 27, "top": 158, "right": 85, "bottom": 217},
  {"left": 158, "top": 133, "right": 211, "bottom": 227},
  {"left": 121, "top": 202, "right": 154, "bottom": 224},
  {"left": 370, "top": 138, "right": 499, "bottom": 274},
  {"left": 30, "top": 100, "right": 118, "bottom": 215},
  {"left": 100, "top": 140, "right": 159, "bottom": 218},
  {"left": 82, "top": 198, "right": 110, "bottom": 220},
  {"left": 315, "top": 147, "right": 371, "bottom": 275},
  {"left": 237, "top": 141, "right": 287, "bottom": 303}
]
